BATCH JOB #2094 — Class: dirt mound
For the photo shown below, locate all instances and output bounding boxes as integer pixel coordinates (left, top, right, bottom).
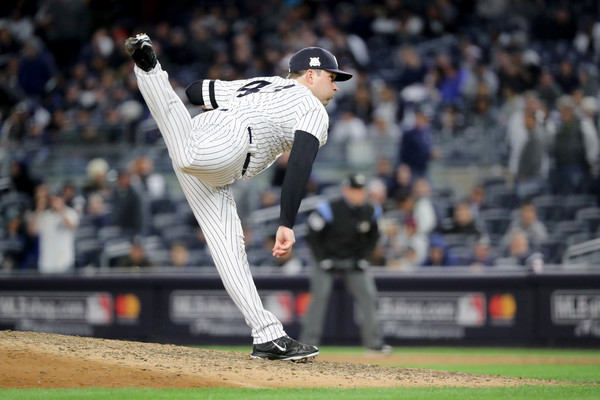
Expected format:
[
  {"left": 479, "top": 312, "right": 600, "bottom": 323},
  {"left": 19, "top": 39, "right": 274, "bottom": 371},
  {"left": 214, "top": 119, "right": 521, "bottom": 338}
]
[{"left": 0, "top": 330, "right": 557, "bottom": 389}]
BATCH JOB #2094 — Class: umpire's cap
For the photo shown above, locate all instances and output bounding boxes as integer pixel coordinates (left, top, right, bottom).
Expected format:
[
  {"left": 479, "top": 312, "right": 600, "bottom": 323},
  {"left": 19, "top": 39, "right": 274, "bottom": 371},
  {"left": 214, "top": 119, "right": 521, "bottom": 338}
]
[
  {"left": 343, "top": 173, "right": 367, "bottom": 189},
  {"left": 289, "top": 47, "right": 353, "bottom": 81}
]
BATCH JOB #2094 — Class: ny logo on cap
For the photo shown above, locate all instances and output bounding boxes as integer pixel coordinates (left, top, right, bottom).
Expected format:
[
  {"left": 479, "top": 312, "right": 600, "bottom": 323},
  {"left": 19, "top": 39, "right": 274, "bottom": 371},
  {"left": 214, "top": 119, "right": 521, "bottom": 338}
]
[{"left": 309, "top": 57, "right": 321, "bottom": 67}]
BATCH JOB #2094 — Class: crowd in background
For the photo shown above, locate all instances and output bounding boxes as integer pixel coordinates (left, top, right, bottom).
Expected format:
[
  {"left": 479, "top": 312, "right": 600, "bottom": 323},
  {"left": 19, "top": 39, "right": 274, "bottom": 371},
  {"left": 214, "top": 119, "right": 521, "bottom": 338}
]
[{"left": 2, "top": 0, "right": 600, "bottom": 273}]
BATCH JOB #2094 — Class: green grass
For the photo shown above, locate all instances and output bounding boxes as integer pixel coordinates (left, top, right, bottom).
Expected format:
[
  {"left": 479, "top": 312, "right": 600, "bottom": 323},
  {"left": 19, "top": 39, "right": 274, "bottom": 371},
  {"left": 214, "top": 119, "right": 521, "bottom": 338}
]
[
  {"left": 407, "top": 364, "right": 600, "bottom": 384},
  {"left": 1, "top": 387, "right": 599, "bottom": 400}
]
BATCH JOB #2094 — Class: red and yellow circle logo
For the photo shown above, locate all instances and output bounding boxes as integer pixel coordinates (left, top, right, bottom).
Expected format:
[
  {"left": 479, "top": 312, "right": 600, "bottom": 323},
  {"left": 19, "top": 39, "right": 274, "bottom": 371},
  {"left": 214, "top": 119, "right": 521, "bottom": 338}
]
[
  {"left": 115, "top": 294, "right": 141, "bottom": 319},
  {"left": 488, "top": 294, "right": 516, "bottom": 320}
]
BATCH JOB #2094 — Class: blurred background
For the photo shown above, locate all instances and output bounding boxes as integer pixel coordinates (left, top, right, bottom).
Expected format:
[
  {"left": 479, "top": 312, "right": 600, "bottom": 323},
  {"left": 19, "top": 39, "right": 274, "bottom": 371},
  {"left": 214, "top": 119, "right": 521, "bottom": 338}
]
[{"left": 0, "top": 0, "right": 599, "bottom": 346}]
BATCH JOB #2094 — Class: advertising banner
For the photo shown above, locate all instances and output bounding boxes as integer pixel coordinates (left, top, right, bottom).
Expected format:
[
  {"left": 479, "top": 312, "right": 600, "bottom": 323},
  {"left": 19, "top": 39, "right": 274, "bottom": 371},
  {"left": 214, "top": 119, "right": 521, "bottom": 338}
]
[
  {"left": 157, "top": 289, "right": 302, "bottom": 342},
  {"left": 0, "top": 289, "right": 152, "bottom": 339},
  {"left": 540, "top": 289, "right": 600, "bottom": 339},
  {"left": 339, "top": 288, "right": 533, "bottom": 343}
]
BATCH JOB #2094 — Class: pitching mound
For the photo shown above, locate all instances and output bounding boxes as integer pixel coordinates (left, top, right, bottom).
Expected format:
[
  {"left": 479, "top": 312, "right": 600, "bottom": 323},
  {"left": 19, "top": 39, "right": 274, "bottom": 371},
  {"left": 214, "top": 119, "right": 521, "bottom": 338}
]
[{"left": 0, "top": 330, "right": 558, "bottom": 389}]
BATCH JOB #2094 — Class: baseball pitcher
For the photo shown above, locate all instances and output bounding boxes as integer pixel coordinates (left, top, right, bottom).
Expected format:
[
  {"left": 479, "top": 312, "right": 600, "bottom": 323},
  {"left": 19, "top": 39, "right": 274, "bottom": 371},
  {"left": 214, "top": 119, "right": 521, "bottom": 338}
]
[{"left": 125, "top": 33, "right": 352, "bottom": 361}]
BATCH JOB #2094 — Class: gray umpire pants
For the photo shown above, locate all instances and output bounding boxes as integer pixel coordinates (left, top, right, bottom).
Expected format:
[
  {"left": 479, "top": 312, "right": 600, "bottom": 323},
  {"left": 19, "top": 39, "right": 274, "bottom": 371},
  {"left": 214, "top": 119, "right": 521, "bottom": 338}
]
[{"left": 300, "top": 265, "right": 384, "bottom": 349}]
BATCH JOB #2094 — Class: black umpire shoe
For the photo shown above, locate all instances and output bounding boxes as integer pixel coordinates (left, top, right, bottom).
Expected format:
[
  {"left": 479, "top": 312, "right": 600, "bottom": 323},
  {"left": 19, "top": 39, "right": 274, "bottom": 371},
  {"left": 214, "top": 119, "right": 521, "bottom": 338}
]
[
  {"left": 251, "top": 335, "right": 319, "bottom": 361},
  {"left": 125, "top": 33, "right": 157, "bottom": 72}
]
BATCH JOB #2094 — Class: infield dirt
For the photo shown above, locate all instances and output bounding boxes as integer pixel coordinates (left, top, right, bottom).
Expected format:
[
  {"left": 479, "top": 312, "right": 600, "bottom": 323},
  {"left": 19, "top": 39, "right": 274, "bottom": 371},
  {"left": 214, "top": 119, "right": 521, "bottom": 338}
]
[{"left": 0, "top": 330, "right": 574, "bottom": 389}]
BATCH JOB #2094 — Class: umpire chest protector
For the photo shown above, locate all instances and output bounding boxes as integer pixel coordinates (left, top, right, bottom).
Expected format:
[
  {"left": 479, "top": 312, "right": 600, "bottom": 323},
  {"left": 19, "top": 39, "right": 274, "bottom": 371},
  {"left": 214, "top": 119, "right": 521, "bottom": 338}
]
[{"left": 308, "top": 198, "right": 378, "bottom": 260}]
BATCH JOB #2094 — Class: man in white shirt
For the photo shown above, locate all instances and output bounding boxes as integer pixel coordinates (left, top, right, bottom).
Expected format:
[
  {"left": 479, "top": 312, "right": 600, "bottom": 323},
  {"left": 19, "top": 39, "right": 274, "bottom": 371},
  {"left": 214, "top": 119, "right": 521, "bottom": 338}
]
[{"left": 31, "top": 191, "right": 79, "bottom": 273}]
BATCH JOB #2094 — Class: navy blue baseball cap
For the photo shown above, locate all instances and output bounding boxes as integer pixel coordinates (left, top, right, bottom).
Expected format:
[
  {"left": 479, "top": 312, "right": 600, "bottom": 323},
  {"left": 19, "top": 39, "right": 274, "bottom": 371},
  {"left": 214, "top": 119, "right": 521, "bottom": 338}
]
[{"left": 289, "top": 47, "right": 353, "bottom": 81}]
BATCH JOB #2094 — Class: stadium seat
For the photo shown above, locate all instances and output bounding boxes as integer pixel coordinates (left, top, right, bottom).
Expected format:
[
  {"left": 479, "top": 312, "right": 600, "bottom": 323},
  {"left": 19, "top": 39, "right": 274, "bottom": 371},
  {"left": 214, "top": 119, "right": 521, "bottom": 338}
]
[
  {"left": 532, "top": 195, "right": 566, "bottom": 222},
  {"left": 575, "top": 207, "right": 600, "bottom": 233},
  {"left": 75, "top": 238, "right": 103, "bottom": 268},
  {"left": 564, "top": 195, "right": 597, "bottom": 220},
  {"left": 538, "top": 238, "right": 567, "bottom": 264},
  {"left": 97, "top": 226, "right": 124, "bottom": 243},
  {"left": 479, "top": 208, "right": 512, "bottom": 235},
  {"left": 486, "top": 186, "right": 518, "bottom": 209},
  {"left": 552, "top": 220, "right": 588, "bottom": 240}
]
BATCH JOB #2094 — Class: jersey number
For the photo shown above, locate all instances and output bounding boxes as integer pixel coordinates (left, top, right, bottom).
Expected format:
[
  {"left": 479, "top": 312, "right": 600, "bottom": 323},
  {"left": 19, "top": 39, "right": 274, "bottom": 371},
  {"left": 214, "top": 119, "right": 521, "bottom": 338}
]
[{"left": 236, "top": 80, "right": 294, "bottom": 97}]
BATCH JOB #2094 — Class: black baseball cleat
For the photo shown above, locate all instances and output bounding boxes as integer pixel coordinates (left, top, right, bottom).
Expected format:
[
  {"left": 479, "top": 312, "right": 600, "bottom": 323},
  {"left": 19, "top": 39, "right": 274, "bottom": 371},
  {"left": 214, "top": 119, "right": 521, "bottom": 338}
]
[
  {"left": 125, "top": 33, "right": 157, "bottom": 72},
  {"left": 251, "top": 335, "right": 319, "bottom": 361}
]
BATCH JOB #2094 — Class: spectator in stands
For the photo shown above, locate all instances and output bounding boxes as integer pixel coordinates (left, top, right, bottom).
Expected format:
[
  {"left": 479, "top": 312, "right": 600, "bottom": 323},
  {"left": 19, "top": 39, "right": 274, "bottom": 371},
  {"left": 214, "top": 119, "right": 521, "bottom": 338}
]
[
  {"left": 130, "top": 155, "right": 166, "bottom": 200},
  {"left": 388, "top": 163, "right": 413, "bottom": 202},
  {"left": 466, "top": 95, "right": 497, "bottom": 133},
  {"left": 384, "top": 215, "right": 428, "bottom": 269},
  {"left": 29, "top": 189, "right": 79, "bottom": 273},
  {"left": 581, "top": 96, "right": 600, "bottom": 136},
  {"left": 440, "top": 200, "right": 483, "bottom": 238},
  {"left": 329, "top": 109, "right": 368, "bottom": 146},
  {"left": 411, "top": 178, "right": 437, "bottom": 235},
  {"left": 536, "top": 69, "right": 562, "bottom": 111},
  {"left": 16, "top": 38, "right": 55, "bottom": 99},
  {"left": 438, "top": 104, "right": 466, "bottom": 139},
  {"left": 373, "top": 157, "right": 395, "bottom": 194},
  {"left": 371, "top": 85, "right": 399, "bottom": 138},
  {"left": 367, "top": 178, "right": 389, "bottom": 211},
  {"left": 112, "top": 169, "right": 142, "bottom": 238},
  {"left": 506, "top": 92, "right": 546, "bottom": 189},
  {"left": 467, "top": 234, "right": 496, "bottom": 268},
  {"left": 170, "top": 242, "right": 192, "bottom": 268},
  {"left": 549, "top": 95, "right": 599, "bottom": 195},
  {"left": 435, "top": 55, "right": 467, "bottom": 105},
  {"left": 467, "top": 184, "right": 488, "bottom": 224},
  {"left": 499, "top": 230, "right": 544, "bottom": 270},
  {"left": 369, "top": 108, "right": 402, "bottom": 140},
  {"left": 10, "top": 159, "right": 38, "bottom": 199},
  {"left": 397, "top": 106, "right": 436, "bottom": 180},
  {"left": 502, "top": 202, "right": 548, "bottom": 248},
  {"left": 422, "top": 233, "right": 456, "bottom": 267},
  {"left": 554, "top": 60, "right": 580, "bottom": 95},
  {"left": 116, "top": 240, "right": 153, "bottom": 268},
  {"left": 60, "top": 181, "right": 85, "bottom": 215},
  {"left": 394, "top": 45, "right": 428, "bottom": 89},
  {"left": 391, "top": 193, "right": 425, "bottom": 233},
  {"left": 514, "top": 109, "right": 550, "bottom": 200},
  {"left": 83, "top": 193, "right": 111, "bottom": 230},
  {"left": 2, "top": 212, "right": 27, "bottom": 270},
  {"left": 35, "top": 0, "right": 91, "bottom": 69},
  {"left": 83, "top": 158, "right": 111, "bottom": 199},
  {"left": 462, "top": 61, "right": 499, "bottom": 103},
  {"left": 349, "top": 83, "right": 374, "bottom": 123}
]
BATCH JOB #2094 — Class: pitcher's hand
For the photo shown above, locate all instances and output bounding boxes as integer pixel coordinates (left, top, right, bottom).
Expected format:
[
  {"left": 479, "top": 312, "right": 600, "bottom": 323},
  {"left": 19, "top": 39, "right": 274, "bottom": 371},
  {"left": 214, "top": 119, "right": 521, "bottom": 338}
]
[{"left": 272, "top": 225, "right": 295, "bottom": 258}]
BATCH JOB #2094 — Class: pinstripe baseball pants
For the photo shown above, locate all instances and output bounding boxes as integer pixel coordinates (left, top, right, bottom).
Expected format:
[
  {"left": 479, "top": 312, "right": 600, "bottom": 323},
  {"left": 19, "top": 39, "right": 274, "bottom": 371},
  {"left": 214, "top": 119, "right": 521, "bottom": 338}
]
[{"left": 135, "top": 64, "right": 286, "bottom": 344}]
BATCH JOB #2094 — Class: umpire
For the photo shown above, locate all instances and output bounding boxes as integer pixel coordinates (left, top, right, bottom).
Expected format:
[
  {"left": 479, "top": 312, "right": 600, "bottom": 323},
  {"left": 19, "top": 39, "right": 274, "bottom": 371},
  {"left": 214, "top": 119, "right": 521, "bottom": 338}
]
[{"left": 300, "top": 173, "right": 390, "bottom": 352}]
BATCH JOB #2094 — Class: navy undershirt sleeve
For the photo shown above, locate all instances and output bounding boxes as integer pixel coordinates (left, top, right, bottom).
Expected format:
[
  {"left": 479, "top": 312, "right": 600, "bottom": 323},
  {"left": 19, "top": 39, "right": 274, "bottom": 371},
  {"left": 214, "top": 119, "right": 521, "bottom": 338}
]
[{"left": 279, "top": 130, "right": 320, "bottom": 228}]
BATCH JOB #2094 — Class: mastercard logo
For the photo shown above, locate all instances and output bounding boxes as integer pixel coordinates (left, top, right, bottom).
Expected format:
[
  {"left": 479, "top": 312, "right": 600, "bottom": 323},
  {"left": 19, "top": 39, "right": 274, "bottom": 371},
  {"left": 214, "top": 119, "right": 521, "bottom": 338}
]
[
  {"left": 488, "top": 294, "right": 516, "bottom": 320},
  {"left": 115, "top": 294, "right": 141, "bottom": 319}
]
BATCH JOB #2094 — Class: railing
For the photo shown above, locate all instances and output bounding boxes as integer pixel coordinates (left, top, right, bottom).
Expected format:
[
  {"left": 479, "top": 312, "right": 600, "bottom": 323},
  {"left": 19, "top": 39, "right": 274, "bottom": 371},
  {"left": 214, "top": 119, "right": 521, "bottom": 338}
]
[{"left": 562, "top": 237, "right": 600, "bottom": 267}]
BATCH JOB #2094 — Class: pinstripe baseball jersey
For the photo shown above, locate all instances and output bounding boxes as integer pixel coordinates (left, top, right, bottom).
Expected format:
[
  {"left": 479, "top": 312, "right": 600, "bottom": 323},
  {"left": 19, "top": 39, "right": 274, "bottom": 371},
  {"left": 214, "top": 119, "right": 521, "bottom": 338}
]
[{"left": 187, "top": 76, "right": 329, "bottom": 180}]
